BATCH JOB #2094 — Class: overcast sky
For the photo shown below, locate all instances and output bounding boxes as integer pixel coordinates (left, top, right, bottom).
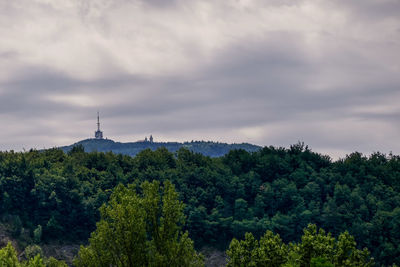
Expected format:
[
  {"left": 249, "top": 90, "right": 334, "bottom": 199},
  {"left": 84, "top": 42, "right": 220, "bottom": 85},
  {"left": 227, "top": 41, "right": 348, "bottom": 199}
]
[{"left": 0, "top": 0, "right": 399, "bottom": 159}]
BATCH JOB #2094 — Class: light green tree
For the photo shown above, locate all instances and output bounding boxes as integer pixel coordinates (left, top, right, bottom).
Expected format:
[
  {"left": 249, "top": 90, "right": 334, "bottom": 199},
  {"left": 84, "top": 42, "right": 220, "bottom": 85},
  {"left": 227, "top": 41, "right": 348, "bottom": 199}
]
[
  {"left": 74, "top": 180, "right": 203, "bottom": 267},
  {"left": 227, "top": 224, "right": 374, "bottom": 267},
  {"left": 0, "top": 242, "right": 20, "bottom": 267},
  {"left": 25, "top": 255, "right": 45, "bottom": 267},
  {"left": 227, "top": 231, "right": 287, "bottom": 267},
  {"left": 227, "top": 232, "right": 258, "bottom": 267},
  {"left": 0, "top": 242, "right": 66, "bottom": 267},
  {"left": 296, "top": 224, "right": 335, "bottom": 266},
  {"left": 258, "top": 231, "right": 287, "bottom": 266},
  {"left": 333, "top": 231, "right": 372, "bottom": 267}
]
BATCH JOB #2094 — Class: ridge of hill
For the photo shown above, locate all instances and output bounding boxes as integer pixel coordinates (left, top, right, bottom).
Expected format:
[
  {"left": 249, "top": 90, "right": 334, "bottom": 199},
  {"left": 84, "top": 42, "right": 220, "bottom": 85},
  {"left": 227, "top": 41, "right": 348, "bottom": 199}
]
[{"left": 59, "top": 138, "right": 261, "bottom": 157}]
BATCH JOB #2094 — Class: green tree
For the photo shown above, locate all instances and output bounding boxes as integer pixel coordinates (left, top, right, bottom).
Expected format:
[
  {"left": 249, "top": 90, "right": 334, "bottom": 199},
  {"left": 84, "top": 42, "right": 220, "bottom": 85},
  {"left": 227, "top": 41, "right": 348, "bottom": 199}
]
[
  {"left": 258, "top": 231, "right": 287, "bottom": 266},
  {"left": 0, "top": 242, "right": 20, "bottom": 267},
  {"left": 297, "top": 224, "right": 335, "bottom": 266},
  {"left": 33, "top": 225, "right": 42, "bottom": 244},
  {"left": 25, "top": 255, "right": 45, "bottom": 267},
  {"left": 334, "top": 231, "right": 373, "bottom": 267},
  {"left": 226, "top": 225, "right": 373, "bottom": 267},
  {"left": 227, "top": 232, "right": 259, "bottom": 267},
  {"left": 23, "top": 245, "right": 43, "bottom": 261},
  {"left": 310, "top": 257, "right": 333, "bottom": 267},
  {"left": 74, "top": 180, "right": 203, "bottom": 267},
  {"left": 234, "top": 198, "right": 248, "bottom": 221},
  {"left": 44, "top": 257, "right": 68, "bottom": 267},
  {"left": 227, "top": 231, "right": 287, "bottom": 267},
  {"left": 0, "top": 242, "right": 66, "bottom": 267}
]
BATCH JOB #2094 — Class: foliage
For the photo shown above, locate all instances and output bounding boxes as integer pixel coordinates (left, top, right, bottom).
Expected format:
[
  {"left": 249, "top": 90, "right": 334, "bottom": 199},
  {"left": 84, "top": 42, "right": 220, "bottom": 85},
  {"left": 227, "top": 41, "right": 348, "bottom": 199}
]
[
  {"left": 73, "top": 180, "right": 203, "bottom": 267},
  {"left": 33, "top": 226, "right": 42, "bottom": 244},
  {"left": 310, "top": 257, "right": 333, "bottom": 267},
  {"left": 227, "top": 231, "right": 287, "bottom": 267},
  {"left": 0, "top": 242, "right": 67, "bottom": 267},
  {"left": 24, "top": 245, "right": 43, "bottom": 260},
  {"left": 0, "top": 143, "right": 399, "bottom": 265},
  {"left": 226, "top": 225, "right": 374, "bottom": 267},
  {"left": 0, "top": 242, "right": 20, "bottom": 266}
]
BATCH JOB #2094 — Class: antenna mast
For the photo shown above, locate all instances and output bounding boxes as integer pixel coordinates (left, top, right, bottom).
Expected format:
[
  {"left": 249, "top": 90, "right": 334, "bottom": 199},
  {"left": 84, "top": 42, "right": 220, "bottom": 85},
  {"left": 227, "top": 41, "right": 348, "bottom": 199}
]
[
  {"left": 95, "top": 111, "right": 104, "bottom": 139},
  {"left": 97, "top": 111, "right": 100, "bottom": 131}
]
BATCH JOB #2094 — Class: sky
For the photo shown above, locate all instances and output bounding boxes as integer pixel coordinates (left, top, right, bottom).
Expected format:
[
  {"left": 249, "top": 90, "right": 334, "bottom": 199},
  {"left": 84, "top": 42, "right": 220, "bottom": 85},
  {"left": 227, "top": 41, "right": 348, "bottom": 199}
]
[{"left": 0, "top": 0, "right": 399, "bottom": 159}]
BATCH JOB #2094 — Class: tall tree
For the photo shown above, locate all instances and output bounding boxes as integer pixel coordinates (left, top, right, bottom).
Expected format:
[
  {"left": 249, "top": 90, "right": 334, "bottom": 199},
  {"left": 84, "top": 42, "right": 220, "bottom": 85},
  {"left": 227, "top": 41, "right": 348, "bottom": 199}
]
[{"left": 74, "top": 180, "right": 203, "bottom": 267}]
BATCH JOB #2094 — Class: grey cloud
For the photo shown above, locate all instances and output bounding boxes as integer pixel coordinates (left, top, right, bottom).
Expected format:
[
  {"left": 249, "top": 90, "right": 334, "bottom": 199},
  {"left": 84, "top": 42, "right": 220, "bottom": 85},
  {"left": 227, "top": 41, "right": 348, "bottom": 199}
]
[
  {"left": 0, "top": 51, "right": 19, "bottom": 59},
  {"left": 333, "top": 0, "right": 400, "bottom": 21},
  {"left": 95, "top": 31, "right": 399, "bottom": 140},
  {"left": 2, "top": 36, "right": 398, "bottom": 153},
  {"left": 0, "top": 0, "right": 399, "bottom": 157},
  {"left": 4, "top": 68, "right": 81, "bottom": 93},
  {"left": 194, "top": 35, "right": 394, "bottom": 113},
  {"left": 75, "top": 0, "right": 177, "bottom": 20},
  {"left": 141, "top": 0, "right": 178, "bottom": 8},
  {"left": 96, "top": 42, "right": 397, "bottom": 146}
]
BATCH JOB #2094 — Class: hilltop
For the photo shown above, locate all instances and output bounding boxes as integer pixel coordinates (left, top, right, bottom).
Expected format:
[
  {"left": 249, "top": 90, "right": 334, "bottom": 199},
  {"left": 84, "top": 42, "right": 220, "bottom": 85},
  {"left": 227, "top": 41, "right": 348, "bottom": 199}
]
[{"left": 59, "top": 138, "right": 261, "bottom": 157}]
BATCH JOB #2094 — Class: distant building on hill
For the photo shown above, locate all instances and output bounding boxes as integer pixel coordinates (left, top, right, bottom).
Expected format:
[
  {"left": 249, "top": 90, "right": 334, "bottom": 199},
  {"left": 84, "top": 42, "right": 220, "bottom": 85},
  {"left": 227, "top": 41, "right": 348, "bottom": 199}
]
[
  {"left": 95, "top": 112, "right": 104, "bottom": 139},
  {"left": 139, "top": 135, "right": 154, "bottom": 143}
]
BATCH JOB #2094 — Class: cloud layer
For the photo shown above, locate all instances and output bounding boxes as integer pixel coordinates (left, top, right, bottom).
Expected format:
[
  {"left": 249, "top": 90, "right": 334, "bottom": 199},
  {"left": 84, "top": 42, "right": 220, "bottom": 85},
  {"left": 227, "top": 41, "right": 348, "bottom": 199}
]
[{"left": 0, "top": 0, "right": 399, "bottom": 158}]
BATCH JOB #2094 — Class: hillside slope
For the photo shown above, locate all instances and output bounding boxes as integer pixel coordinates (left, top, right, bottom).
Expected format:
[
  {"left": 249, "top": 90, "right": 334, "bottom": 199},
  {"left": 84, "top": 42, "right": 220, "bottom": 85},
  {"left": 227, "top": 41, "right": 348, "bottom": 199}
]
[{"left": 59, "top": 138, "right": 261, "bottom": 157}]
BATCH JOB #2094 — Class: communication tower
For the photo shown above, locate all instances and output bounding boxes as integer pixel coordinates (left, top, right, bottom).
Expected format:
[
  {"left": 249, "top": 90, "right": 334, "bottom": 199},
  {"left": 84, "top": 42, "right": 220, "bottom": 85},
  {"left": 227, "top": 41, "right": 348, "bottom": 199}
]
[{"left": 95, "top": 112, "right": 103, "bottom": 139}]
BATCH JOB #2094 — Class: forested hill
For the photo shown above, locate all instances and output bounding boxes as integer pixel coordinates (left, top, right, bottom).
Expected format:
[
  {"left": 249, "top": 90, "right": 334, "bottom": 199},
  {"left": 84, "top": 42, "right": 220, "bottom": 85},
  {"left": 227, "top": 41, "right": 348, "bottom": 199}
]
[
  {"left": 59, "top": 138, "right": 261, "bottom": 157},
  {"left": 0, "top": 144, "right": 399, "bottom": 265}
]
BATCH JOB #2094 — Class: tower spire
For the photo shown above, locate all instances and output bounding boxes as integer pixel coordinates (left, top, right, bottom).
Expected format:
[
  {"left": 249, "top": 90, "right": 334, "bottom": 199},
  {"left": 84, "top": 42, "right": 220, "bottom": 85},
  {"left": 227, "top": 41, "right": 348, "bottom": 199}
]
[
  {"left": 97, "top": 111, "right": 100, "bottom": 131},
  {"left": 95, "top": 111, "right": 104, "bottom": 139}
]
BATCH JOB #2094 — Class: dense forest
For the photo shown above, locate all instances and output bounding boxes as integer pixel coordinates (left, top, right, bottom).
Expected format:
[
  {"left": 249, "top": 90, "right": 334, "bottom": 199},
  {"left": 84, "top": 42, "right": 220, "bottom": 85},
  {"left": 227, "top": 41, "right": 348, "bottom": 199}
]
[
  {"left": 0, "top": 143, "right": 399, "bottom": 266},
  {"left": 1, "top": 179, "right": 374, "bottom": 266}
]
